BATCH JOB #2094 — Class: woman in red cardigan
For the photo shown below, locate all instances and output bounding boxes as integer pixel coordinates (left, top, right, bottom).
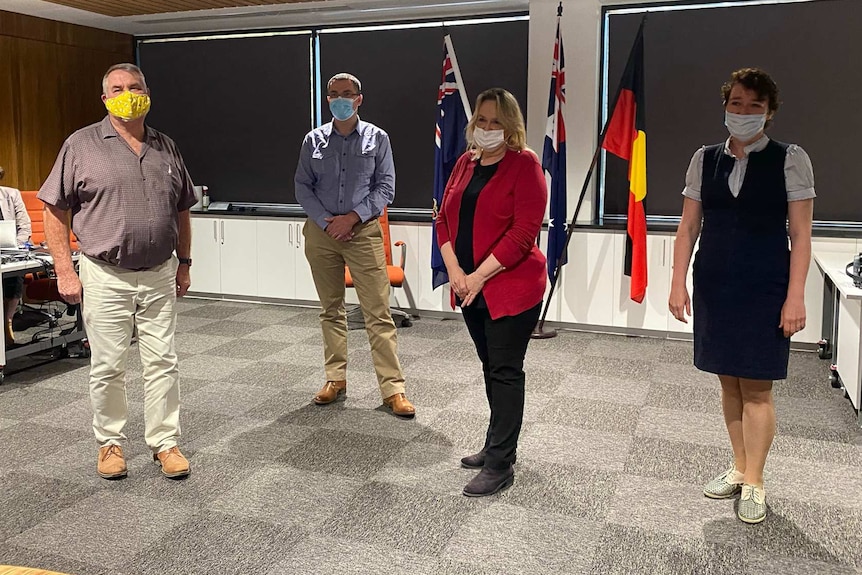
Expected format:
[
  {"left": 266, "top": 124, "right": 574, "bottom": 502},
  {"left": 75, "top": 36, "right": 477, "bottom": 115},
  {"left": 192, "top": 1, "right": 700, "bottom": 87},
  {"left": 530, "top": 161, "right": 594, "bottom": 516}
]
[{"left": 436, "top": 88, "right": 547, "bottom": 497}]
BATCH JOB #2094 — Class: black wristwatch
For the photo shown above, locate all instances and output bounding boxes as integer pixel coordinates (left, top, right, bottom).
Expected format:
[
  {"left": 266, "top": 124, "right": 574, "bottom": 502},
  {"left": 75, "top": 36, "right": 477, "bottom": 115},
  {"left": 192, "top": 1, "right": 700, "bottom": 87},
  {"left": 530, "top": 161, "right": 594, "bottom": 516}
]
[{"left": 178, "top": 257, "right": 192, "bottom": 267}]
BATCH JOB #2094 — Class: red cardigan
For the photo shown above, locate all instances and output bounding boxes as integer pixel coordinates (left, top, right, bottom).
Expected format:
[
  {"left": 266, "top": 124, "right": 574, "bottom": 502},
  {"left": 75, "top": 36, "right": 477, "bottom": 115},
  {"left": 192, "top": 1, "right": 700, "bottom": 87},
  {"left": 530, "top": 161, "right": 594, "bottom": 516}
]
[{"left": 436, "top": 149, "right": 548, "bottom": 320}]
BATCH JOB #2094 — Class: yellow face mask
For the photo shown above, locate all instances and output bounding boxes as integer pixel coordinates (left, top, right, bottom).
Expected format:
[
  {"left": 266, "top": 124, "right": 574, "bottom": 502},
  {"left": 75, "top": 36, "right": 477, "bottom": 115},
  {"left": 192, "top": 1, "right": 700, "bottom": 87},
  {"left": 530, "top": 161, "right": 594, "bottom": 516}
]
[{"left": 104, "top": 91, "right": 151, "bottom": 121}]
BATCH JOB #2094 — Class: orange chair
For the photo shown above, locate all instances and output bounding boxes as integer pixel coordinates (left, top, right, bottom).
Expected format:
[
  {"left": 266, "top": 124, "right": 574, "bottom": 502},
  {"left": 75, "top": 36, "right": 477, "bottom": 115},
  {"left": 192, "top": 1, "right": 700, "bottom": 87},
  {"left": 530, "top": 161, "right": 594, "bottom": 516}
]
[
  {"left": 344, "top": 207, "right": 412, "bottom": 328},
  {"left": 20, "top": 191, "right": 77, "bottom": 248}
]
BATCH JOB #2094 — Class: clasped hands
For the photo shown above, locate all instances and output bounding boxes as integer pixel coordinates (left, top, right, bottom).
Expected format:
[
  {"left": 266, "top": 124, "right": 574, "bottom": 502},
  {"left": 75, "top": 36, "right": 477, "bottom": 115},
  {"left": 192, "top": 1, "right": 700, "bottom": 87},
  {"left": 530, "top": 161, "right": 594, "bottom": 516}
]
[
  {"left": 324, "top": 213, "right": 361, "bottom": 242},
  {"left": 449, "top": 267, "right": 487, "bottom": 307}
]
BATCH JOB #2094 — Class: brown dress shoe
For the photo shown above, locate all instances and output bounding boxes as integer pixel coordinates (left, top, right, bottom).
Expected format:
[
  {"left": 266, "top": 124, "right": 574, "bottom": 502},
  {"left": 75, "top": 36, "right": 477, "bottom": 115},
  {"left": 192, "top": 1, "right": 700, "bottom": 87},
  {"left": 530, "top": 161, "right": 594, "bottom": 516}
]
[
  {"left": 5, "top": 319, "right": 15, "bottom": 347},
  {"left": 313, "top": 380, "right": 347, "bottom": 405},
  {"left": 97, "top": 444, "right": 127, "bottom": 479},
  {"left": 383, "top": 393, "right": 416, "bottom": 417},
  {"left": 154, "top": 446, "right": 190, "bottom": 478}
]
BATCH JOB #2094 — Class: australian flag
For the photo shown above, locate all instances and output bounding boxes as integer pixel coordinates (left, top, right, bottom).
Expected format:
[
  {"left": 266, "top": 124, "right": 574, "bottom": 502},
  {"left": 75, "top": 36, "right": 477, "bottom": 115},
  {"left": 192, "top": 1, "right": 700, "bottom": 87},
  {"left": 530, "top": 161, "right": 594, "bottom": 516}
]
[
  {"left": 543, "top": 14, "right": 567, "bottom": 282},
  {"left": 431, "top": 35, "right": 469, "bottom": 290}
]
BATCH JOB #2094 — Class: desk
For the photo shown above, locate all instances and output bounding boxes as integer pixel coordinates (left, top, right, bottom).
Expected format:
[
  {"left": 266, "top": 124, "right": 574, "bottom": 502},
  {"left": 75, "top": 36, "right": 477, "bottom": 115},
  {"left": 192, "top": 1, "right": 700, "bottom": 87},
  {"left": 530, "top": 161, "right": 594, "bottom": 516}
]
[
  {"left": 814, "top": 251, "right": 862, "bottom": 426},
  {"left": 0, "top": 253, "right": 86, "bottom": 381}
]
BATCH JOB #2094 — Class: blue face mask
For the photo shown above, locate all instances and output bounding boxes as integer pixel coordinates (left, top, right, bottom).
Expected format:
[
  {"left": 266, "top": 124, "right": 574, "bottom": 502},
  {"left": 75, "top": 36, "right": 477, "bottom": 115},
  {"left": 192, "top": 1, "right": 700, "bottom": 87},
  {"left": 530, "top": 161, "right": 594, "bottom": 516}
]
[{"left": 329, "top": 97, "right": 356, "bottom": 121}]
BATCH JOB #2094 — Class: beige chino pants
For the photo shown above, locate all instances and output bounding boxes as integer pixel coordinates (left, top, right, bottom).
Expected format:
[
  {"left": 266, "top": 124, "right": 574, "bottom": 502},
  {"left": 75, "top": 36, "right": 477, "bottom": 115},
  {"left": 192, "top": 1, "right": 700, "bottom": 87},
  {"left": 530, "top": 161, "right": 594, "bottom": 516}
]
[
  {"left": 303, "top": 218, "right": 405, "bottom": 399},
  {"left": 79, "top": 255, "right": 181, "bottom": 453}
]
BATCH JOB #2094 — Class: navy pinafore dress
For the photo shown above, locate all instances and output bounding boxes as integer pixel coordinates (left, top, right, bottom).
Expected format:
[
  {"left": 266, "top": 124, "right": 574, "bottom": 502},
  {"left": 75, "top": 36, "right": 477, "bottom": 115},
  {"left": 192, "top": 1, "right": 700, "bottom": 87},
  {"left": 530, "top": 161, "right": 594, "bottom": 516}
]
[{"left": 692, "top": 140, "right": 790, "bottom": 380}]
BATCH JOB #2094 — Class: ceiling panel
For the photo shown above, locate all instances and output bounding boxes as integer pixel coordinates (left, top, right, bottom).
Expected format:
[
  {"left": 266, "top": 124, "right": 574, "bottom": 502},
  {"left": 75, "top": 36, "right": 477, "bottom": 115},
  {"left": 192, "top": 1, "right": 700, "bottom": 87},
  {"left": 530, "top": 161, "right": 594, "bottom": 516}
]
[{"left": 41, "top": 0, "right": 312, "bottom": 17}]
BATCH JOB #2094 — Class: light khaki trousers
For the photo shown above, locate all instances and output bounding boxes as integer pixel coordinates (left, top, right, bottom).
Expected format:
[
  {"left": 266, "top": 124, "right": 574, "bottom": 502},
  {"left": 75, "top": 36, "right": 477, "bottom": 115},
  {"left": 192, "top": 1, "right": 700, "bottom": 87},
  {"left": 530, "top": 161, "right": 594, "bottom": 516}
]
[
  {"left": 79, "top": 255, "right": 181, "bottom": 453},
  {"left": 303, "top": 218, "right": 405, "bottom": 399}
]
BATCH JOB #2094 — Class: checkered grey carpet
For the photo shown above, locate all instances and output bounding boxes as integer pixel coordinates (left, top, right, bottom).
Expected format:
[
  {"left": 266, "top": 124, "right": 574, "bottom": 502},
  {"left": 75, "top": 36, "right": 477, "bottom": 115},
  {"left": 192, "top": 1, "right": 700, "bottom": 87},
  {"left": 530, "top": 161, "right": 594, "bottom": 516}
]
[{"left": 0, "top": 298, "right": 860, "bottom": 575}]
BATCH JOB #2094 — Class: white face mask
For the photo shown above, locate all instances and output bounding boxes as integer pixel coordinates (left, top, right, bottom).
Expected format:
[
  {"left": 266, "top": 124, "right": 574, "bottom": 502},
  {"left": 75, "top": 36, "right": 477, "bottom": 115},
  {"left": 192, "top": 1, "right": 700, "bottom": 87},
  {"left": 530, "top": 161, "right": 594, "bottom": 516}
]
[
  {"left": 725, "top": 111, "right": 767, "bottom": 142},
  {"left": 473, "top": 127, "right": 505, "bottom": 150}
]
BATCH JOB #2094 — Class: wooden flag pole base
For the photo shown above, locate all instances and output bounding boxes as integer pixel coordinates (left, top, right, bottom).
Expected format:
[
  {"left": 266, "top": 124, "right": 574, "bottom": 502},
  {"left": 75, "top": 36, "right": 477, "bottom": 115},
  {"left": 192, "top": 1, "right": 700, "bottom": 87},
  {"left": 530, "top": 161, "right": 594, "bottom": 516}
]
[{"left": 530, "top": 320, "right": 557, "bottom": 339}]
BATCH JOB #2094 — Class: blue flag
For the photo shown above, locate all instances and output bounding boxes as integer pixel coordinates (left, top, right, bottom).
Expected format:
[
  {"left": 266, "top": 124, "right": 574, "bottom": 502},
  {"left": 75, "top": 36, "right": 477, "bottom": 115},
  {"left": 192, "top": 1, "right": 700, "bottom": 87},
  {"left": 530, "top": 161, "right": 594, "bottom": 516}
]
[
  {"left": 543, "top": 18, "right": 567, "bottom": 282},
  {"left": 431, "top": 35, "right": 469, "bottom": 290}
]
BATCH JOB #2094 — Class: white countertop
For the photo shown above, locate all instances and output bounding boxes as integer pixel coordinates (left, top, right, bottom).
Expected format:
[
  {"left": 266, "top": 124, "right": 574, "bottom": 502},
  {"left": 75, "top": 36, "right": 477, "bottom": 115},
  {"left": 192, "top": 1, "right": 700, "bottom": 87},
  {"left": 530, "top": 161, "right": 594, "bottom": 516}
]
[{"left": 813, "top": 251, "right": 862, "bottom": 300}]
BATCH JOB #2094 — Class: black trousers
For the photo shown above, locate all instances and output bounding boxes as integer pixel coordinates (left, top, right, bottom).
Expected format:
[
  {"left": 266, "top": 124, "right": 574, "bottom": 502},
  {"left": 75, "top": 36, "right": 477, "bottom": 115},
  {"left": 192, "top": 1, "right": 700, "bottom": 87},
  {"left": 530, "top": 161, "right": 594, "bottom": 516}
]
[{"left": 460, "top": 302, "right": 541, "bottom": 470}]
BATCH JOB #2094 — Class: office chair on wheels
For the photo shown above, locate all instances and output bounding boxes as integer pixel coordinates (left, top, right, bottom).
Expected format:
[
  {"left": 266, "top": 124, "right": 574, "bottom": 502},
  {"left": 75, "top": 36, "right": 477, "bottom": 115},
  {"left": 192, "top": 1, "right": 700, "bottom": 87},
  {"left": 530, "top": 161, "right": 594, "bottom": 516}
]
[
  {"left": 17, "top": 192, "right": 85, "bottom": 347},
  {"left": 344, "top": 207, "right": 413, "bottom": 329}
]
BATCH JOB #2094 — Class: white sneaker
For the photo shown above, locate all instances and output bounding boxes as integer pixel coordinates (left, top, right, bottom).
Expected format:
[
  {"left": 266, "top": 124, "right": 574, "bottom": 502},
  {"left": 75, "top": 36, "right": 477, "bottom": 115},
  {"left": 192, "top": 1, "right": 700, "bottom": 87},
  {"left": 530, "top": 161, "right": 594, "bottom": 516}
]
[
  {"left": 703, "top": 464, "right": 744, "bottom": 499},
  {"left": 738, "top": 484, "right": 767, "bottom": 524}
]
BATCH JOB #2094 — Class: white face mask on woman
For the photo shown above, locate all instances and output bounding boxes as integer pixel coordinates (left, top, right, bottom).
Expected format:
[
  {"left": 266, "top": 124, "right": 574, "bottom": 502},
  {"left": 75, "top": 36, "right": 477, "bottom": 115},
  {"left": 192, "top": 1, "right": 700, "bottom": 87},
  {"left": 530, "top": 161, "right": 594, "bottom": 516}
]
[
  {"left": 725, "top": 111, "right": 766, "bottom": 142},
  {"left": 472, "top": 127, "right": 505, "bottom": 150}
]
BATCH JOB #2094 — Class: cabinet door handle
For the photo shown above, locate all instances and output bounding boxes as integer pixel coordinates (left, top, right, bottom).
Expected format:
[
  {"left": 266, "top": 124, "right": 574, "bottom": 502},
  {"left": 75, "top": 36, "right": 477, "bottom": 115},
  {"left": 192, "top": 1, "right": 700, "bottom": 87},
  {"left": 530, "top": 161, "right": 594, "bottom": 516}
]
[
  {"left": 220, "top": 221, "right": 225, "bottom": 244},
  {"left": 663, "top": 239, "right": 667, "bottom": 266},
  {"left": 296, "top": 223, "right": 301, "bottom": 249},
  {"left": 212, "top": 221, "right": 217, "bottom": 242},
  {"left": 288, "top": 223, "right": 293, "bottom": 245}
]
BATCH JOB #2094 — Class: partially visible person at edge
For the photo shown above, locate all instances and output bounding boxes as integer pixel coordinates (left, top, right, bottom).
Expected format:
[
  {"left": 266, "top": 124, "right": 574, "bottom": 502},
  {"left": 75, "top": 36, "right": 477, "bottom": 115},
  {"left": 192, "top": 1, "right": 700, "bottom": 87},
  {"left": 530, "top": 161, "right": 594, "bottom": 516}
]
[
  {"left": 436, "top": 88, "right": 547, "bottom": 497},
  {"left": 39, "top": 63, "right": 198, "bottom": 480},
  {"left": 669, "top": 68, "right": 814, "bottom": 524},
  {"left": 294, "top": 72, "right": 416, "bottom": 418},
  {"left": 0, "top": 166, "right": 32, "bottom": 347}
]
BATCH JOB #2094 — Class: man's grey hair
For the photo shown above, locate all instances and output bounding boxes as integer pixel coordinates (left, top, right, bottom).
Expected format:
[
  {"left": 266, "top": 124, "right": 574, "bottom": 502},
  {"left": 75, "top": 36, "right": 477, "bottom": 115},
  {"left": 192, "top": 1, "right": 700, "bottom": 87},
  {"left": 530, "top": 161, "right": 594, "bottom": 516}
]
[
  {"left": 102, "top": 63, "right": 148, "bottom": 95},
  {"left": 327, "top": 73, "right": 361, "bottom": 94}
]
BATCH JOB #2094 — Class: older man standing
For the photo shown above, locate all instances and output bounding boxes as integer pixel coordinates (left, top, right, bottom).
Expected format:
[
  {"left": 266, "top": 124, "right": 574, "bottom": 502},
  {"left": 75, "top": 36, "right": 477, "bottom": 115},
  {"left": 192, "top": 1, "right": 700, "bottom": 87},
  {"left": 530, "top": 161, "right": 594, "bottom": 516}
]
[
  {"left": 39, "top": 63, "right": 197, "bottom": 479},
  {"left": 295, "top": 72, "right": 415, "bottom": 417}
]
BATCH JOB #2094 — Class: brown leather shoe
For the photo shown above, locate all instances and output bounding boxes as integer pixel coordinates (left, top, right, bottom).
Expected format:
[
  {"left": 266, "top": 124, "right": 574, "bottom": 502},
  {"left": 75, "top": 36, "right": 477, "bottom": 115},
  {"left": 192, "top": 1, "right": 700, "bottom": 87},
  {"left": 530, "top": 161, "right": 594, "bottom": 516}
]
[
  {"left": 313, "top": 380, "right": 347, "bottom": 405},
  {"left": 97, "top": 444, "right": 127, "bottom": 479},
  {"left": 154, "top": 446, "right": 190, "bottom": 478},
  {"left": 383, "top": 393, "right": 416, "bottom": 417},
  {"left": 5, "top": 319, "right": 15, "bottom": 347}
]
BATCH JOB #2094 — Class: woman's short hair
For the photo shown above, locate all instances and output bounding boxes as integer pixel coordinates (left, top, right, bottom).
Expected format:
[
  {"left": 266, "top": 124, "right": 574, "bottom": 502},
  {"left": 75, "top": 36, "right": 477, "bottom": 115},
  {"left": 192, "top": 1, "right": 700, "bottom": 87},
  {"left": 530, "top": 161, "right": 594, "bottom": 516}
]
[
  {"left": 721, "top": 68, "right": 780, "bottom": 115},
  {"left": 102, "top": 63, "right": 148, "bottom": 95},
  {"left": 466, "top": 88, "right": 527, "bottom": 153}
]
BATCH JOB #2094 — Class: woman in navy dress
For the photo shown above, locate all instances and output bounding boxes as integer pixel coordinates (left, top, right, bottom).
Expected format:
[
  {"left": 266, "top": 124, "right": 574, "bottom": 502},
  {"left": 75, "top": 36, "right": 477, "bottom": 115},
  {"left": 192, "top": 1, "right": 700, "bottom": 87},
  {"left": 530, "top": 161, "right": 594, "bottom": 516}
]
[{"left": 669, "top": 68, "right": 814, "bottom": 524}]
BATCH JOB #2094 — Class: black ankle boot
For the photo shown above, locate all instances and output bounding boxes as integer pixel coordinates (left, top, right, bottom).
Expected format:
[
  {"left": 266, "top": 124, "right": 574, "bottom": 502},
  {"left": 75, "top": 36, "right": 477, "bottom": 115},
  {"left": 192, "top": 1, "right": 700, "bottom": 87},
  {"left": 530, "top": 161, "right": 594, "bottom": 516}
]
[
  {"left": 460, "top": 450, "right": 485, "bottom": 469},
  {"left": 462, "top": 465, "right": 514, "bottom": 497},
  {"left": 460, "top": 450, "right": 516, "bottom": 470}
]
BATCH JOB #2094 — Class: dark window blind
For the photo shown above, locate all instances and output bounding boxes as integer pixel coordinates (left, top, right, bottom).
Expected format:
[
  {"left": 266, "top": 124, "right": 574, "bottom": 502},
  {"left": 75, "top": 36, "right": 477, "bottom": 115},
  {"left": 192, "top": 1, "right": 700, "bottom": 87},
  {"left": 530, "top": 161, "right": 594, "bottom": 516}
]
[
  {"left": 138, "top": 33, "right": 313, "bottom": 204},
  {"left": 603, "top": 0, "right": 862, "bottom": 222},
  {"left": 135, "top": 17, "right": 527, "bottom": 210},
  {"left": 316, "top": 18, "right": 529, "bottom": 211}
]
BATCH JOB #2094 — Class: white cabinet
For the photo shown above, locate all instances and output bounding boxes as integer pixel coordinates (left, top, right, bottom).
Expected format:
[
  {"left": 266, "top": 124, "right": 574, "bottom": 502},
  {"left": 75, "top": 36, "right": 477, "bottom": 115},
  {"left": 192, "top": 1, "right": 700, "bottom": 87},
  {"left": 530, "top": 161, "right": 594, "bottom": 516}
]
[
  {"left": 190, "top": 217, "right": 257, "bottom": 297},
  {"left": 836, "top": 294, "right": 861, "bottom": 410},
  {"left": 667, "top": 237, "right": 698, "bottom": 335},
  {"left": 793, "top": 237, "right": 859, "bottom": 345},
  {"left": 293, "top": 222, "right": 318, "bottom": 301},
  {"left": 190, "top": 218, "right": 221, "bottom": 294},
  {"left": 612, "top": 233, "right": 671, "bottom": 332},
  {"left": 388, "top": 222, "right": 446, "bottom": 313},
  {"left": 256, "top": 218, "right": 318, "bottom": 302},
  {"left": 557, "top": 230, "right": 615, "bottom": 327}
]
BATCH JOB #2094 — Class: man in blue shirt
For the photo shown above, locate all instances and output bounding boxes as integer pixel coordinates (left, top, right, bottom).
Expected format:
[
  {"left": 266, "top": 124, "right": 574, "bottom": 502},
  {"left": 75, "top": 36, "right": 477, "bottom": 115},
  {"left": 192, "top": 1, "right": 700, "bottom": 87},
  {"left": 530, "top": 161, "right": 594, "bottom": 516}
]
[{"left": 295, "top": 73, "right": 415, "bottom": 418}]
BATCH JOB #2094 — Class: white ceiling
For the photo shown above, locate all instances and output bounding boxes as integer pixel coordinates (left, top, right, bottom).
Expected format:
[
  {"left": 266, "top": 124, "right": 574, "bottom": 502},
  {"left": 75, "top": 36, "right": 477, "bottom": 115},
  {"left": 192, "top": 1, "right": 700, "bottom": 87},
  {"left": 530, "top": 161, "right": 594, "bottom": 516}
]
[{"left": 0, "top": 0, "right": 528, "bottom": 36}]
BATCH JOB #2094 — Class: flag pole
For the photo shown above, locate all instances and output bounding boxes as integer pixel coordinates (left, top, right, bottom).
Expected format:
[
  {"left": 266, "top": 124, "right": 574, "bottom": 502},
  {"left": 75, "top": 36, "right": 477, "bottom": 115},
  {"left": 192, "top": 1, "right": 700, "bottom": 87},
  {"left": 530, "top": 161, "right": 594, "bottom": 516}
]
[
  {"left": 444, "top": 34, "right": 472, "bottom": 119},
  {"left": 532, "top": 15, "right": 646, "bottom": 339}
]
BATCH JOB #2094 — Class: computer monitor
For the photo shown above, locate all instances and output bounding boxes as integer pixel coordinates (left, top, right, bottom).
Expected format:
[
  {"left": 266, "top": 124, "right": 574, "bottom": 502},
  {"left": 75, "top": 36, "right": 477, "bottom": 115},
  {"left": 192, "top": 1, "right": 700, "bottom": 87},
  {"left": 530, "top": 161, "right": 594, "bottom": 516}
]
[{"left": 0, "top": 221, "right": 19, "bottom": 249}]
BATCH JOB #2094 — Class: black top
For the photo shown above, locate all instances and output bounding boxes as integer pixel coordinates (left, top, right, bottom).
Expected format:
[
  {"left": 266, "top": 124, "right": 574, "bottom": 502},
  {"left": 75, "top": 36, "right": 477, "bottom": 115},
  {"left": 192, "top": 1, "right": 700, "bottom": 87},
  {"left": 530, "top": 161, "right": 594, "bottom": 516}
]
[{"left": 455, "top": 161, "right": 499, "bottom": 308}]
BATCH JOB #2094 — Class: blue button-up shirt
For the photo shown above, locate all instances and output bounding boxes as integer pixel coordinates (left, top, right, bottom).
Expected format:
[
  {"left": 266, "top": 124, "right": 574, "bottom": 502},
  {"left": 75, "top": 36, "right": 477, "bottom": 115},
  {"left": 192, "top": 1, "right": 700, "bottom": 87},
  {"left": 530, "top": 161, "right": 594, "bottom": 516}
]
[{"left": 294, "top": 119, "right": 395, "bottom": 231}]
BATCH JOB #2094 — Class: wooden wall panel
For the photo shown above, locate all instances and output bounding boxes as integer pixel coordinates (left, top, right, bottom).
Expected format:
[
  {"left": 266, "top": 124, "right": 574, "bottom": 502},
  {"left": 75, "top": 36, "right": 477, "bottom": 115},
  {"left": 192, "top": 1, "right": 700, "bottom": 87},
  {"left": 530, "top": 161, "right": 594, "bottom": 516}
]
[
  {"left": 0, "top": 10, "right": 133, "bottom": 191},
  {"left": 0, "top": 10, "right": 131, "bottom": 53},
  {"left": 38, "top": 0, "right": 310, "bottom": 18},
  {"left": 0, "top": 37, "right": 21, "bottom": 188}
]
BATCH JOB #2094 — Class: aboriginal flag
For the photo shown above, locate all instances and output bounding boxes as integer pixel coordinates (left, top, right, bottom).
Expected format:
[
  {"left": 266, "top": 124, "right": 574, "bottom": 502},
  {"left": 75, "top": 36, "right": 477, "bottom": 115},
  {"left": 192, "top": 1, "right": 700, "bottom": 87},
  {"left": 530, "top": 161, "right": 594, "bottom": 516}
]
[{"left": 602, "top": 19, "right": 647, "bottom": 303}]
